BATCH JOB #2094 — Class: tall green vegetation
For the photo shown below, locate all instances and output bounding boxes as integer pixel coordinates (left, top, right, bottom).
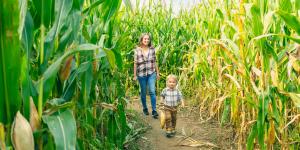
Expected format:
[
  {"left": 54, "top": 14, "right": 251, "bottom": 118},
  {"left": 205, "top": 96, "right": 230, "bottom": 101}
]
[
  {"left": 119, "top": 0, "right": 300, "bottom": 149},
  {"left": 1, "top": 0, "right": 300, "bottom": 149},
  {"left": 0, "top": 0, "right": 132, "bottom": 149}
]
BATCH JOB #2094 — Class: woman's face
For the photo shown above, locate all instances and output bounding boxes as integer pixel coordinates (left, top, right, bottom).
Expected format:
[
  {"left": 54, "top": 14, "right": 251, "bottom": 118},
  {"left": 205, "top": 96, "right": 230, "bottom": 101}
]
[{"left": 141, "top": 35, "right": 150, "bottom": 46}]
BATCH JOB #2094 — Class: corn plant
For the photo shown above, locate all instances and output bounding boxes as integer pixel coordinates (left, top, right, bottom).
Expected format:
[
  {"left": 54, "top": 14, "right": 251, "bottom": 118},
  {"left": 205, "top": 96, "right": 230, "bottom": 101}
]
[
  {"left": 120, "top": 0, "right": 300, "bottom": 149},
  {"left": 1, "top": 0, "right": 133, "bottom": 149}
]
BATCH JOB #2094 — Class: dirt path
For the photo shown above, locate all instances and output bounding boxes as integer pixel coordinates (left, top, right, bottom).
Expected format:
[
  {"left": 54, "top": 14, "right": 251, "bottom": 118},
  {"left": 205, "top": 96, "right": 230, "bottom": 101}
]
[{"left": 128, "top": 97, "right": 236, "bottom": 150}]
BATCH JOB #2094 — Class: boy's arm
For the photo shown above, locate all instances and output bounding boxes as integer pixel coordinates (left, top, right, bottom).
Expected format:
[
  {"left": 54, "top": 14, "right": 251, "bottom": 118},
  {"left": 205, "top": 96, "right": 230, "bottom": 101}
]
[
  {"left": 181, "top": 99, "right": 185, "bottom": 107},
  {"left": 160, "top": 96, "right": 164, "bottom": 104}
]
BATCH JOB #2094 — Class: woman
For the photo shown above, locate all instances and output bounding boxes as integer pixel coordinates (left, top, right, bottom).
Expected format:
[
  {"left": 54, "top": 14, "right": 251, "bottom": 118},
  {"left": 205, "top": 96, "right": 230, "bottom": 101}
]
[{"left": 133, "top": 33, "right": 160, "bottom": 119}]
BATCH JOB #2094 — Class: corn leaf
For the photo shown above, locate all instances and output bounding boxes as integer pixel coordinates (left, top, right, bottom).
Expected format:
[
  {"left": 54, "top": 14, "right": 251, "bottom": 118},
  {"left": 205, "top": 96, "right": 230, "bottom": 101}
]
[
  {"left": 288, "top": 93, "right": 300, "bottom": 108},
  {"left": 43, "top": 109, "right": 76, "bottom": 150},
  {"left": 43, "top": 0, "right": 73, "bottom": 65},
  {"left": 0, "top": 0, "right": 22, "bottom": 124},
  {"left": 277, "top": 10, "right": 300, "bottom": 35},
  {"left": 36, "top": 44, "right": 102, "bottom": 105},
  {"left": 20, "top": 11, "right": 34, "bottom": 119}
]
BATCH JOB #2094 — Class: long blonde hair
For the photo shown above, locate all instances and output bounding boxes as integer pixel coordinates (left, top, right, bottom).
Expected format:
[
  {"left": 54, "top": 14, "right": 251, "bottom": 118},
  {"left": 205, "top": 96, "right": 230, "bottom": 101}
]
[{"left": 138, "top": 33, "right": 153, "bottom": 48}]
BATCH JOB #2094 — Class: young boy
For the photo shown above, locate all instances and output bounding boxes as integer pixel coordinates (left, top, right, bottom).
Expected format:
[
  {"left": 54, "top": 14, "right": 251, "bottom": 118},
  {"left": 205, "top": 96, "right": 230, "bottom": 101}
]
[{"left": 160, "top": 74, "right": 185, "bottom": 137}]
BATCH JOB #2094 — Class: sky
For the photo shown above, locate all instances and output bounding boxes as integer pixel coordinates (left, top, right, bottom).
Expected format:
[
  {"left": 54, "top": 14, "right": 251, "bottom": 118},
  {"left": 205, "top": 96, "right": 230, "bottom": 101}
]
[{"left": 129, "top": 0, "right": 202, "bottom": 15}]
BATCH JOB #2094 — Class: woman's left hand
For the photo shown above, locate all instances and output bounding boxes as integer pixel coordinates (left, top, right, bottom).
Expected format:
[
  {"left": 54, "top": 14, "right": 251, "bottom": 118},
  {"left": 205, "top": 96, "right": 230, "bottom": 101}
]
[{"left": 157, "top": 73, "right": 160, "bottom": 80}]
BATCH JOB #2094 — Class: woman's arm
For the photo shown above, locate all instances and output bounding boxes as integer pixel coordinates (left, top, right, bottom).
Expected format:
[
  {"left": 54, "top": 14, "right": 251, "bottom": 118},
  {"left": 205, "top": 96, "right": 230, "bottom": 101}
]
[
  {"left": 133, "top": 49, "right": 137, "bottom": 80},
  {"left": 156, "top": 62, "right": 160, "bottom": 80},
  {"left": 134, "top": 63, "right": 137, "bottom": 80}
]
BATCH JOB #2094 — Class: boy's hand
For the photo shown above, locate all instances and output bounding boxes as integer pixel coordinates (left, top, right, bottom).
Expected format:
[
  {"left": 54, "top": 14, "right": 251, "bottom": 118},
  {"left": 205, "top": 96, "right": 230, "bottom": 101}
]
[
  {"left": 159, "top": 102, "right": 164, "bottom": 106},
  {"left": 181, "top": 101, "right": 185, "bottom": 108}
]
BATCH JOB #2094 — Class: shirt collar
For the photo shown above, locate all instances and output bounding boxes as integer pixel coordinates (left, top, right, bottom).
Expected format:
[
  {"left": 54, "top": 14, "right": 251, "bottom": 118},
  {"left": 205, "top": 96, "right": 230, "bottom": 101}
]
[{"left": 166, "top": 87, "right": 176, "bottom": 91}]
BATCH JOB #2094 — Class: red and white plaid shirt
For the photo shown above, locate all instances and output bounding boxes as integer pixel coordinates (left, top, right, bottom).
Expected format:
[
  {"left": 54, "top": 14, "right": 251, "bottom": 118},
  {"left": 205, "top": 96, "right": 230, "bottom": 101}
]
[{"left": 134, "top": 47, "right": 157, "bottom": 77}]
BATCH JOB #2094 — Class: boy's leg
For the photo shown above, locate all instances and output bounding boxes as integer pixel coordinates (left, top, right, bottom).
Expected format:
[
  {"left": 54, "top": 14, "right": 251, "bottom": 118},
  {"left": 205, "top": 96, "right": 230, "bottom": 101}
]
[
  {"left": 148, "top": 73, "right": 158, "bottom": 117},
  {"left": 171, "top": 109, "right": 177, "bottom": 134},
  {"left": 138, "top": 76, "right": 148, "bottom": 115},
  {"left": 164, "top": 109, "right": 172, "bottom": 137}
]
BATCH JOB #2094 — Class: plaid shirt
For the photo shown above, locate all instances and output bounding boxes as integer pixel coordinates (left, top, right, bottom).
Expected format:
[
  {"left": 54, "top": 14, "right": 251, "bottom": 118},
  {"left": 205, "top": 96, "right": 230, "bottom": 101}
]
[
  {"left": 161, "top": 87, "right": 183, "bottom": 107},
  {"left": 134, "top": 47, "right": 156, "bottom": 77}
]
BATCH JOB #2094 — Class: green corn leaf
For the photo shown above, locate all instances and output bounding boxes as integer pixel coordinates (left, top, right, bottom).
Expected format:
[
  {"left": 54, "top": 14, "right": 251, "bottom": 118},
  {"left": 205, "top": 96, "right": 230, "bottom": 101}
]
[
  {"left": 81, "top": 62, "right": 93, "bottom": 107},
  {"left": 246, "top": 123, "right": 257, "bottom": 150},
  {"left": 221, "top": 98, "right": 230, "bottom": 126},
  {"left": 251, "top": 4, "right": 263, "bottom": 36},
  {"left": 296, "top": 0, "right": 300, "bottom": 10},
  {"left": 103, "top": 49, "right": 116, "bottom": 69},
  {"left": 36, "top": 44, "right": 102, "bottom": 105},
  {"left": 216, "top": 9, "right": 224, "bottom": 20},
  {"left": 18, "top": 0, "right": 27, "bottom": 39},
  {"left": 288, "top": 92, "right": 300, "bottom": 108},
  {"left": 62, "top": 62, "right": 91, "bottom": 101},
  {"left": 32, "top": 0, "right": 54, "bottom": 27},
  {"left": 82, "top": 0, "right": 105, "bottom": 14},
  {"left": 43, "top": 109, "right": 76, "bottom": 150},
  {"left": 0, "top": 0, "right": 22, "bottom": 124},
  {"left": 43, "top": 0, "right": 73, "bottom": 65},
  {"left": 101, "top": 0, "right": 122, "bottom": 25},
  {"left": 20, "top": 11, "right": 34, "bottom": 120},
  {"left": 279, "top": 0, "right": 292, "bottom": 13},
  {"left": 277, "top": 10, "right": 300, "bottom": 35}
]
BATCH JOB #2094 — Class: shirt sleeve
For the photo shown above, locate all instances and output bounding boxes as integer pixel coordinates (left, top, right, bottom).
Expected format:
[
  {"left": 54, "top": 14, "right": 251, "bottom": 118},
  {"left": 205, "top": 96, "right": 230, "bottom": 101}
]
[
  {"left": 160, "top": 88, "right": 166, "bottom": 97},
  {"left": 134, "top": 49, "right": 137, "bottom": 63},
  {"left": 153, "top": 48, "right": 156, "bottom": 61}
]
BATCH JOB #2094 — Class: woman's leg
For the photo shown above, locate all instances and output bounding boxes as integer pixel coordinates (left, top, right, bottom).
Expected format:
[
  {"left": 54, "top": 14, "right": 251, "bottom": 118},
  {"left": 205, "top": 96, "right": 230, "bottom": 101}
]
[
  {"left": 148, "top": 73, "right": 157, "bottom": 115},
  {"left": 138, "top": 76, "right": 148, "bottom": 113}
]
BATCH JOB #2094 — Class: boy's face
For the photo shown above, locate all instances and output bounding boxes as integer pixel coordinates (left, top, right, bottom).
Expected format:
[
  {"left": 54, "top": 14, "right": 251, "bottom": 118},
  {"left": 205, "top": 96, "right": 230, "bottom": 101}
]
[{"left": 167, "top": 78, "right": 177, "bottom": 89}]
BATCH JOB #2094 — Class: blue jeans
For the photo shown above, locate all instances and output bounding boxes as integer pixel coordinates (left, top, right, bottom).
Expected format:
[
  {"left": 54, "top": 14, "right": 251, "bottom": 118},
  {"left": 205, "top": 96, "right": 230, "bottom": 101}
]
[{"left": 137, "top": 73, "right": 157, "bottom": 112}]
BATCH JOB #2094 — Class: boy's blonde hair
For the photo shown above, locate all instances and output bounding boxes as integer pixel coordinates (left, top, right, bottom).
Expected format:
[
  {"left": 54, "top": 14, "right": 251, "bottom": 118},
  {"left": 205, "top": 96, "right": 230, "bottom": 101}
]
[{"left": 166, "top": 74, "right": 178, "bottom": 84}]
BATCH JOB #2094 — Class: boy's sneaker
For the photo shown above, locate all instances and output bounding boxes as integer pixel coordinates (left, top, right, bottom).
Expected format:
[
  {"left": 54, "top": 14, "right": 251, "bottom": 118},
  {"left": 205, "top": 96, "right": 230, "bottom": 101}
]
[
  {"left": 152, "top": 111, "right": 159, "bottom": 119},
  {"left": 165, "top": 131, "right": 172, "bottom": 138},
  {"left": 143, "top": 109, "right": 149, "bottom": 115},
  {"left": 171, "top": 130, "right": 176, "bottom": 136}
]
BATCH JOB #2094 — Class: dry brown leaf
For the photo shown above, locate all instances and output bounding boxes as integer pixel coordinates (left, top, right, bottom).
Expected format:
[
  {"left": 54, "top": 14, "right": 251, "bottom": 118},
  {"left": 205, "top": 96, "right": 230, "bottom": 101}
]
[
  {"left": 11, "top": 111, "right": 34, "bottom": 150},
  {"left": 30, "top": 97, "right": 40, "bottom": 132}
]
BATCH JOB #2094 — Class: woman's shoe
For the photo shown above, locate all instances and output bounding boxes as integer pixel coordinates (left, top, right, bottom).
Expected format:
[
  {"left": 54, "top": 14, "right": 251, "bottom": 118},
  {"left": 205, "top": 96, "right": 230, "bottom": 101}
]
[
  {"left": 152, "top": 111, "right": 159, "bottom": 119},
  {"left": 143, "top": 109, "right": 149, "bottom": 115}
]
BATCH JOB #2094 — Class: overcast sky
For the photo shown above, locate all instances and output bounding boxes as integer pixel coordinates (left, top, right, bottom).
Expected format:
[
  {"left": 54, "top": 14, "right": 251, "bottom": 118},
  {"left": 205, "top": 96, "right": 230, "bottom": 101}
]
[{"left": 129, "top": 0, "right": 202, "bottom": 14}]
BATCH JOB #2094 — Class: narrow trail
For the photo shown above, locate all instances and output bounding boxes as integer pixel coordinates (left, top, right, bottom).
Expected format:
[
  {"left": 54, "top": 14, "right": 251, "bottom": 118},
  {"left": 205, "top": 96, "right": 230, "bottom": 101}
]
[{"left": 129, "top": 97, "right": 236, "bottom": 150}]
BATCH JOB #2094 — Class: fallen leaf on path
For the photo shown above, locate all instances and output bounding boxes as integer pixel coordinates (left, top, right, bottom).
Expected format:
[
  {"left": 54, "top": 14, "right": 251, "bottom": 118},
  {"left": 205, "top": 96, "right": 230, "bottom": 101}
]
[{"left": 179, "top": 137, "right": 219, "bottom": 148}]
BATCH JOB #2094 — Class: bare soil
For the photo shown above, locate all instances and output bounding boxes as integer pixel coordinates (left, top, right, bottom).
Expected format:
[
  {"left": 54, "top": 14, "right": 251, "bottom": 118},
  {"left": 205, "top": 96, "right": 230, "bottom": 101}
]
[{"left": 128, "top": 96, "right": 236, "bottom": 150}]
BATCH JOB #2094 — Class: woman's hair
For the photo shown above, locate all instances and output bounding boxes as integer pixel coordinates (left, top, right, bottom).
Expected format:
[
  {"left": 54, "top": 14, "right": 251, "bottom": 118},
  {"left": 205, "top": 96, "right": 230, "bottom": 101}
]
[
  {"left": 166, "top": 74, "right": 178, "bottom": 84},
  {"left": 296, "top": 45, "right": 300, "bottom": 57},
  {"left": 138, "top": 33, "right": 152, "bottom": 48}
]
